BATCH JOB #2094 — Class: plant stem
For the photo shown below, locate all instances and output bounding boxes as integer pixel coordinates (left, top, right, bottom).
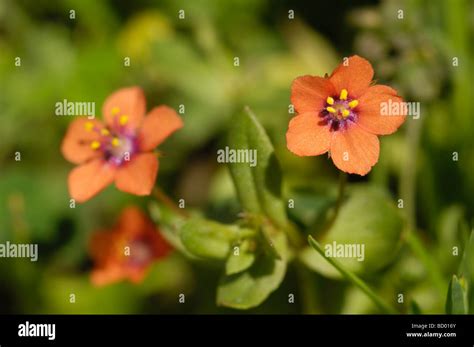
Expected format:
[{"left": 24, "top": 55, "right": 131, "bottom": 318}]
[
  {"left": 315, "top": 171, "right": 347, "bottom": 241},
  {"left": 334, "top": 171, "right": 347, "bottom": 217},
  {"left": 308, "top": 236, "right": 398, "bottom": 314},
  {"left": 295, "top": 262, "right": 320, "bottom": 314},
  {"left": 152, "top": 187, "right": 189, "bottom": 218}
]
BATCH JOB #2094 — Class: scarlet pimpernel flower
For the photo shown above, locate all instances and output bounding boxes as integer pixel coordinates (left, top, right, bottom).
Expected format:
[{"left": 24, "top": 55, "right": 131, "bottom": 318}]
[
  {"left": 89, "top": 206, "right": 172, "bottom": 286},
  {"left": 61, "top": 87, "right": 183, "bottom": 202},
  {"left": 286, "top": 55, "right": 406, "bottom": 175}
]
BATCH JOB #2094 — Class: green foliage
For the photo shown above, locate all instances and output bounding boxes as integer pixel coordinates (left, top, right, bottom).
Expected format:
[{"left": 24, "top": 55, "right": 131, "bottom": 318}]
[
  {"left": 225, "top": 240, "right": 256, "bottom": 275},
  {"left": 445, "top": 275, "right": 468, "bottom": 314},
  {"left": 180, "top": 218, "right": 254, "bottom": 261},
  {"left": 301, "top": 186, "right": 404, "bottom": 278},
  {"left": 228, "top": 107, "right": 288, "bottom": 229},
  {"left": 217, "top": 231, "right": 288, "bottom": 309}
]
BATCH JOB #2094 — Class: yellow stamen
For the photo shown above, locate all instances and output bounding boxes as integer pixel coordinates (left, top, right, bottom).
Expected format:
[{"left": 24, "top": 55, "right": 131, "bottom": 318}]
[
  {"left": 111, "top": 137, "right": 120, "bottom": 147},
  {"left": 100, "top": 128, "right": 110, "bottom": 136},
  {"left": 326, "top": 96, "right": 334, "bottom": 105},
  {"left": 84, "top": 122, "right": 94, "bottom": 132},
  {"left": 348, "top": 100, "right": 359, "bottom": 109},
  {"left": 340, "top": 89, "right": 348, "bottom": 100},
  {"left": 111, "top": 107, "right": 120, "bottom": 116},
  {"left": 342, "top": 109, "right": 350, "bottom": 118},
  {"left": 90, "top": 140, "right": 101, "bottom": 150},
  {"left": 326, "top": 106, "right": 336, "bottom": 114},
  {"left": 119, "top": 115, "right": 129, "bottom": 125}
]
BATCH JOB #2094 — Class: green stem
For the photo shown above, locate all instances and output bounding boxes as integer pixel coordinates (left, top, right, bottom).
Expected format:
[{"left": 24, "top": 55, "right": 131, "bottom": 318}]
[
  {"left": 405, "top": 230, "right": 446, "bottom": 295},
  {"left": 334, "top": 171, "right": 347, "bottom": 217},
  {"left": 308, "top": 236, "right": 398, "bottom": 314},
  {"left": 295, "top": 262, "right": 320, "bottom": 314},
  {"left": 315, "top": 171, "right": 347, "bottom": 240},
  {"left": 153, "top": 187, "right": 189, "bottom": 218}
]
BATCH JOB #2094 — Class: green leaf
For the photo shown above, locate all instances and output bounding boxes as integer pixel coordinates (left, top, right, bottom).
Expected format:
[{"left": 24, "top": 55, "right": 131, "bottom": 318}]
[
  {"left": 217, "top": 231, "right": 287, "bottom": 309},
  {"left": 300, "top": 186, "right": 404, "bottom": 278},
  {"left": 225, "top": 240, "right": 257, "bottom": 276},
  {"left": 227, "top": 107, "right": 287, "bottom": 229},
  {"left": 180, "top": 217, "right": 254, "bottom": 260},
  {"left": 148, "top": 202, "right": 197, "bottom": 259},
  {"left": 409, "top": 300, "right": 422, "bottom": 314},
  {"left": 445, "top": 275, "right": 469, "bottom": 314},
  {"left": 308, "top": 236, "right": 397, "bottom": 314},
  {"left": 458, "top": 229, "right": 474, "bottom": 313}
]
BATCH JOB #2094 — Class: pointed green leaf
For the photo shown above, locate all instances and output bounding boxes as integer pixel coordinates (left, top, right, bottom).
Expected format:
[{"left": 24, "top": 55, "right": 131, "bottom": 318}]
[
  {"left": 409, "top": 300, "right": 422, "bottom": 314},
  {"left": 445, "top": 275, "right": 469, "bottom": 314},
  {"left": 217, "top": 232, "right": 287, "bottom": 309},
  {"left": 225, "top": 240, "right": 257, "bottom": 276},
  {"left": 459, "top": 229, "right": 474, "bottom": 313},
  {"left": 227, "top": 107, "right": 287, "bottom": 229}
]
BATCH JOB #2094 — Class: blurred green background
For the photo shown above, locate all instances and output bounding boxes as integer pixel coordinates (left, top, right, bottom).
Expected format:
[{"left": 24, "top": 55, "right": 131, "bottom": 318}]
[{"left": 0, "top": 0, "right": 472, "bottom": 314}]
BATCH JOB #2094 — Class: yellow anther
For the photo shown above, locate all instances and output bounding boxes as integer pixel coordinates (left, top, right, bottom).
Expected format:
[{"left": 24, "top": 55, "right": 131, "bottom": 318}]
[
  {"left": 84, "top": 122, "right": 94, "bottom": 131},
  {"left": 348, "top": 100, "right": 359, "bottom": 109},
  {"left": 342, "top": 109, "right": 350, "bottom": 118},
  {"left": 90, "top": 140, "right": 101, "bottom": 150},
  {"left": 326, "top": 106, "right": 336, "bottom": 114},
  {"left": 100, "top": 128, "right": 110, "bottom": 136},
  {"left": 119, "top": 115, "right": 129, "bottom": 125},
  {"left": 111, "top": 137, "right": 120, "bottom": 147},
  {"left": 340, "top": 89, "right": 348, "bottom": 100},
  {"left": 111, "top": 107, "right": 120, "bottom": 116},
  {"left": 326, "top": 96, "right": 334, "bottom": 105}
]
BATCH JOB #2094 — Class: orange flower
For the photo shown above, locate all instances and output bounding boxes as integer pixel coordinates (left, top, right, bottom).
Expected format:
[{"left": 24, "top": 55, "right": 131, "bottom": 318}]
[
  {"left": 61, "top": 87, "right": 183, "bottom": 202},
  {"left": 286, "top": 55, "right": 406, "bottom": 175},
  {"left": 89, "top": 206, "right": 172, "bottom": 286}
]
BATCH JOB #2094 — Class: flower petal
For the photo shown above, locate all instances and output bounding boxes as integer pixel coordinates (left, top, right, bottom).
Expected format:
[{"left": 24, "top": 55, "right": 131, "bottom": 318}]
[
  {"left": 138, "top": 106, "right": 183, "bottom": 151},
  {"left": 102, "top": 86, "right": 146, "bottom": 130},
  {"left": 330, "top": 123, "right": 380, "bottom": 175},
  {"left": 115, "top": 153, "right": 158, "bottom": 196},
  {"left": 356, "top": 85, "right": 407, "bottom": 135},
  {"left": 117, "top": 206, "right": 151, "bottom": 237},
  {"left": 91, "top": 265, "right": 124, "bottom": 286},
  {"left": 89, "top": 228, "right": 118, "bottom": 265},
  {"left": 68, "top": 159, "right": 116, "bottom": 202},
  {"left": 329, "top": 55, "right": 374, "bottom": 98},
  {"left": 291, "top": 75, "right": 336, "bottom": 114},
  {"left": 61, "top": 118, "right": 104, "bottom": 164},
  {"left": 286, "top": 112, "right": 331, "bottom": 156}
]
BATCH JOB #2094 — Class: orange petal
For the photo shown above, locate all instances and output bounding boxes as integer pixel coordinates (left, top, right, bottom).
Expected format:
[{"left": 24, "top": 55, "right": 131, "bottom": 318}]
[
  {"left": 61, "top": 118, "right": 104, "bottom": 164},
  {"left": 89, "top": 228, "right": 117, "bottom": 264},
  {"left": 91, "top": 265, "right": 125, "bottom": 287},
  {"left": 126, "top": 268, "right": 149, "bottom": 284},
  {"left": 330, "top": 123, "right": 380, "bottom": 175},
  {"left": 115, "top": 153, "right": 158, "bottom": 196},
  {"left": 117, "top": 206, "right": 151, "bottom": 238},
  {"left": 102, "top": 86, "right": 146, "bottom": 130},
  {"left": 68, "top": 159, "right": 116, "bottom": 202},
  {"left": 291, "top": 76, "right": 336, "bottom": 114},
  {"left": 329, "top": 55, "right": 374, "bottom": 98},
  {"left": 286, "top": 112, "right": 331, "bottom": 156},
  {"left": 356, "top": 85, "right": 407, "bottom": 135},
  {"left": 138, "top": 106, "right": 183, "bottom": 151}
]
